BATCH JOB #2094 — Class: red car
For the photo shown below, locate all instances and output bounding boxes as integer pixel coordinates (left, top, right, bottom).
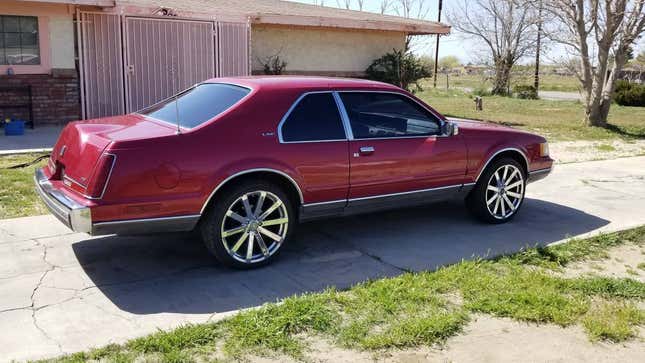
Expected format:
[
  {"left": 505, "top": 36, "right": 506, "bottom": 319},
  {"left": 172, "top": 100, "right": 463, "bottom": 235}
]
[{"left": 35, "top": 77, "right": 553, "bottom": 268}]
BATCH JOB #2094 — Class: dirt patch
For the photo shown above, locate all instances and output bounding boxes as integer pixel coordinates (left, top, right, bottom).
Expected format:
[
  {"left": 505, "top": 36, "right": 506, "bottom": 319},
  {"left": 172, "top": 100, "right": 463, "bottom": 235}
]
[
  {"left": 561, "top": 244, "right": 645, "bottom": 282},
  {"left": 248, "top": 315, "right": 644, "bottom": 363},
  {"left": 551, "top": 140, "right": 645, "bottom": 164}
]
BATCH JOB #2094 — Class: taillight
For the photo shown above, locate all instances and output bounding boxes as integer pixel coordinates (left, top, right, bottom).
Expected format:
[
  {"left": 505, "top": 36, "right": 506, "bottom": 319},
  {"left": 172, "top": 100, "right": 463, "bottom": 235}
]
[{"left": 85, "top": 153, "right": 116, "bottom": 199}]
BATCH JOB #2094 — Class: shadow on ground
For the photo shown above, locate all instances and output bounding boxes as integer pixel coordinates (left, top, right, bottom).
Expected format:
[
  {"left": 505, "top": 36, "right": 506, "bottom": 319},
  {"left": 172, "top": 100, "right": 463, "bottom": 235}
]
[{"left": 73, "top": 198, "right": 608, "bottom": 315}]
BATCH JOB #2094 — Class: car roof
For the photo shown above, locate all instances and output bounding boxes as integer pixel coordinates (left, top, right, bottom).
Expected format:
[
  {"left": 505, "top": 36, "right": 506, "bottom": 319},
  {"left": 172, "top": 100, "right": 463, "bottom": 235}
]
[{"left": 203, "top": 76, "right": 403, "bottom": 92}]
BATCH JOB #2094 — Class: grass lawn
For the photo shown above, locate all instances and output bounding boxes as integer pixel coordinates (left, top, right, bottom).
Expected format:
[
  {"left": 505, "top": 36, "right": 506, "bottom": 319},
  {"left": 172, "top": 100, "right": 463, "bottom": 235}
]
[
  {"left": 43, "top": 226, "right": 645, "bottom": 362},
  {"left": 416, "top": 87, "right": 645, "bottom": 142},
  {"left": 446, "top": 73, "right": 582, "bottom": 93},
  {"left": 0, "top": 153, "right": 48, "bottom": 219}
]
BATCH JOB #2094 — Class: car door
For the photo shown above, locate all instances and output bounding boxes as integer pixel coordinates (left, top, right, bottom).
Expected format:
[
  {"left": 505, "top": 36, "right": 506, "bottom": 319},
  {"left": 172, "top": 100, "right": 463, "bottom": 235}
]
[
  {"left": 276, "top": 91, "right": 350, "bottom": 219},
  {"left": 337, "top": 91, "right": 467, "bottom": 211}
]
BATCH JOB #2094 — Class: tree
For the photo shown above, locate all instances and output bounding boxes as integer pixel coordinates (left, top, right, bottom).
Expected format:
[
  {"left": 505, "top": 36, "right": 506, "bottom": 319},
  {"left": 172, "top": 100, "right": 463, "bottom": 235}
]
[
  {"left": 449, "top": 0, "right": 539, "bottom": 95},
  {"left": 439, "top": 55, "right": 461, "bottom": 69},
  {"left": 545, "top": 0, "right": 645, "bottom": 127}
]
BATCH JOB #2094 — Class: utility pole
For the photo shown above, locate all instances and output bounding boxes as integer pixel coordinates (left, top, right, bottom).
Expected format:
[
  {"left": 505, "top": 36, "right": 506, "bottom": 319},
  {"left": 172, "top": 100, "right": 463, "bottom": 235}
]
[
  {"left": 534, "top": 0, "right": 543, "bottom": 91},
  {"left": 433, "top": 0, "right": 443, "bottom": 88}
]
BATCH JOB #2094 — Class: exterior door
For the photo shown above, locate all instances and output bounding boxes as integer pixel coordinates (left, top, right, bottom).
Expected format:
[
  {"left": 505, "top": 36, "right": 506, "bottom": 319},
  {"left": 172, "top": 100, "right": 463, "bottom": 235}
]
[
  {"left": 338, "top": 92, "right": 467, "bottom": 208},
  {"left": 124, "top": 17, "right": 216, "bottom": 112}
]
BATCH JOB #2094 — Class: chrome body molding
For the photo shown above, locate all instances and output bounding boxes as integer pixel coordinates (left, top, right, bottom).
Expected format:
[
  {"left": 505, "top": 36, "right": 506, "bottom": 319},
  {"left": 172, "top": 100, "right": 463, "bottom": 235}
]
[
  {"left": 475, "top": 148, "right": 530, "bottom": 182},
  {"left": 199, "top": 168, "right": 305, "bottom": 214},
  {"left": 527, "top": 167, "right": 553, "bottom": 184},
  {"left": 299, "top": 183, "right": 475, "bottom": 222},
  {"left": 91, "top": 215, "right": 200, "bottom": 236}
]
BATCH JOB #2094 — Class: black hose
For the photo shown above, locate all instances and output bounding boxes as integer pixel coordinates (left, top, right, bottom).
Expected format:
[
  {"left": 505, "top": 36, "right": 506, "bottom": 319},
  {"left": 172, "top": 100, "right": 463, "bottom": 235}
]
[{"left": 1, "top": 154, "right": 50, "bottom": 170}]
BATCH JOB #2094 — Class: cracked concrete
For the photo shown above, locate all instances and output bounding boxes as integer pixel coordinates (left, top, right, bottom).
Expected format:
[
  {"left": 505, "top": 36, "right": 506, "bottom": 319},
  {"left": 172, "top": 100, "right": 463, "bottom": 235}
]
[{"left": 1, "top": 156, "right": 644, "bottom": 362}]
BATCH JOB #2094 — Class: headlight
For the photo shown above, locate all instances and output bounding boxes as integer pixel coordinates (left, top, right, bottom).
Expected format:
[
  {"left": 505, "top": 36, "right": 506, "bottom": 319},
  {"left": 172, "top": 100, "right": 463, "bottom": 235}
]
[{"left": 539, "top": 142, "right": 549, "bottom": 157}]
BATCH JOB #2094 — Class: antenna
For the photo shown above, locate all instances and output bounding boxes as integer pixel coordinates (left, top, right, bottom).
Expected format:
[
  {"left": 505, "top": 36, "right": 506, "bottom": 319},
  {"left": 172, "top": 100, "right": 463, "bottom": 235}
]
[{"left": 171, "top": 61, "right": 181, "bottom": 135}]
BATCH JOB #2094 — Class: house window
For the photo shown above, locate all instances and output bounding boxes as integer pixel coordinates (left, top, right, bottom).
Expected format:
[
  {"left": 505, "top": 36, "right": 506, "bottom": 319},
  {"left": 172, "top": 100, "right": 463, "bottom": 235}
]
[{"left": 0, "top": 15, "right": 40, "bottom": 65}]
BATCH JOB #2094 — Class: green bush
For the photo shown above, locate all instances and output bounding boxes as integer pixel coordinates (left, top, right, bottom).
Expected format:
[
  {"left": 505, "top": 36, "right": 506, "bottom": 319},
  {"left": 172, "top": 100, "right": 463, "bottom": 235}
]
[
  {"left": 513, "top": 84, "right": 538, "bottom": 99},
  {"left": 614, "top": 80, "right": 645, "bottom": 107},
  {"left": 365, "top": 49, "right": 431, "bottom": 92}
]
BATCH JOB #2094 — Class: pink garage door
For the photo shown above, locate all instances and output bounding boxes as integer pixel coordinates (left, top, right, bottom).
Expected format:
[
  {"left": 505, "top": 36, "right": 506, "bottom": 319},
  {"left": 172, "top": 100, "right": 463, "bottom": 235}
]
[
  {"left": 77, "top": 12, "right": 125, "bottom": 119},
  {"left": 124, "top": 17, "right": 216, "bottom": 112}
]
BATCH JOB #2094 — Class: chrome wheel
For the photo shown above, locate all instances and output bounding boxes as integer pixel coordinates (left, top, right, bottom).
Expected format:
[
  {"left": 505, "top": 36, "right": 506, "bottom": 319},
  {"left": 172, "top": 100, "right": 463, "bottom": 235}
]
[
  {"left": 220, "top": 191, "right": 289, "bottom": 264},
  {"left": 485, "top": 164, "right": 524, "bottom": 220}
]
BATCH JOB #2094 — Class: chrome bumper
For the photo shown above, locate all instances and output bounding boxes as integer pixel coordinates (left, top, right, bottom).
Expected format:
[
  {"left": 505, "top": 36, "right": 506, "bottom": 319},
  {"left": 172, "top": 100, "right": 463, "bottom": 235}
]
[{"left": 34, "top": 168, "right": 92, "bottom": 233}]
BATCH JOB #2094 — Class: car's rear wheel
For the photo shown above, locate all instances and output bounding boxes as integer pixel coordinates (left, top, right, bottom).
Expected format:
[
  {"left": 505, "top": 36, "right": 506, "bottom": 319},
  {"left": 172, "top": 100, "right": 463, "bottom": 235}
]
[
  {"left": 466, "top": 158, "right": 526, "bottom": 224},
  {"left": 200, "top": 181, "right": 295, "bottom": 268}
]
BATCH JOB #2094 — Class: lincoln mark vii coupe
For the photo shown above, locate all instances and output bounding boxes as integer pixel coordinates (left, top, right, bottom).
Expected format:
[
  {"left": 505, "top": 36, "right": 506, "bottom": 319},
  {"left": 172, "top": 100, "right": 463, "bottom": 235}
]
[{"left": 35, "top": 77, "right": 553, "bottom": 268}]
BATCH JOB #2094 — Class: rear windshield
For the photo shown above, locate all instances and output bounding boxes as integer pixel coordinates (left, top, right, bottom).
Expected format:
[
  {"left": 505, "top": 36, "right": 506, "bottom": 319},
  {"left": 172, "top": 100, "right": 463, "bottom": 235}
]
[{"left": 139, "top": 83, "right": 250, "bottom": 129}]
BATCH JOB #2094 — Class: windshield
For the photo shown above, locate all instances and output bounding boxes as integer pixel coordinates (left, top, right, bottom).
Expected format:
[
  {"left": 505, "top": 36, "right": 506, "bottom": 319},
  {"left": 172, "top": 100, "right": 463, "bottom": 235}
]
[{"left": 139, "top": 83, "right": 251, "bottom": 129}]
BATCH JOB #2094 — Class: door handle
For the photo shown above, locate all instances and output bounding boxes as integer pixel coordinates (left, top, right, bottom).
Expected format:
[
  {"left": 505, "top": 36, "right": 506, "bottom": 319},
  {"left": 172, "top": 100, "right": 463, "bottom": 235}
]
[{"left": 359, "top": 146, "right": 375, "bottom": 155}]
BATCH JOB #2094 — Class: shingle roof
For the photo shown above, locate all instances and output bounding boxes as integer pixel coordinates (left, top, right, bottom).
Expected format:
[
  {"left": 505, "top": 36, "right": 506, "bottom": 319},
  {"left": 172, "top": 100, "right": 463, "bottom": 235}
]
[{"left": 117, "top": 0, "right": 450, "bottom": 34}]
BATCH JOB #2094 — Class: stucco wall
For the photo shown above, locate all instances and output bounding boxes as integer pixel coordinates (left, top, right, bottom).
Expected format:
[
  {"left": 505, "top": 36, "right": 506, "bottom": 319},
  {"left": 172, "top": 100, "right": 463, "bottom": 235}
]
[
  {"left": 251, "top": 25, "right": 406, "bottom": 76},
  {"left": 1, "top": 1, "right": 75, "bottom": 74}
]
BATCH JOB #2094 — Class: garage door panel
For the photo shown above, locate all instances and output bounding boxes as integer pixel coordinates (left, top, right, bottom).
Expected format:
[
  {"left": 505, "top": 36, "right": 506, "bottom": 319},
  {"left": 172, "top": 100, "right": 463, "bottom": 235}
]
[{"left": 124, "top": 17, "right": 216, "bottom": 112}]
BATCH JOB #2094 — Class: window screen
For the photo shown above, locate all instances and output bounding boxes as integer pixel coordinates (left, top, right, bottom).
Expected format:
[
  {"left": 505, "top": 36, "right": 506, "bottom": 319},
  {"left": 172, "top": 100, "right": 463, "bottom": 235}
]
[
  {"left": 0, "top": 15, "right": 40, "bottom": 65},
  {"left": 339, "top": 92, "right": 441, "bottom": 139},
  {"left": 281, "top": 93, "right": 346, "bottom": 142},
  {"left": 140, "top": 83, "right": 250, "bottom": 129}
]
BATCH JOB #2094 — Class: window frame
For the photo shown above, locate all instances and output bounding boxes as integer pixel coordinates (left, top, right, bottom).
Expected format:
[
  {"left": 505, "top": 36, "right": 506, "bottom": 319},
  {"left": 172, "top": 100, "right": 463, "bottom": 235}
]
[
  {"left": 335, "top": 90, "right": 447, "bottom": 141},
  {"left": 277, "top": 91, "right": 351, "bottom": 144},
  {"left": 0, "top": 14, "right": 49, "bottom": 75}
]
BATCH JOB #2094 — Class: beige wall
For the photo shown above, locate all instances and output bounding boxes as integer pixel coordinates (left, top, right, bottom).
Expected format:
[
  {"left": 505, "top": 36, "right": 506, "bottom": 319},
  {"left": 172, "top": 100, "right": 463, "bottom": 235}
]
[
  {"left": 251, "top": 25, "right": 406, "bottom": 75},
  {"left": 1, "top": 1, "right": 75, "bottom": 74}
]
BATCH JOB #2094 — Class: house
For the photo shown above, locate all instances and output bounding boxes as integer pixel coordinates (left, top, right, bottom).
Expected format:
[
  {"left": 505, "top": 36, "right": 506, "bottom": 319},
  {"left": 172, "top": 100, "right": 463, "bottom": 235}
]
[{"left": 0, "top": 0, "right": 449, "bottom": 124}]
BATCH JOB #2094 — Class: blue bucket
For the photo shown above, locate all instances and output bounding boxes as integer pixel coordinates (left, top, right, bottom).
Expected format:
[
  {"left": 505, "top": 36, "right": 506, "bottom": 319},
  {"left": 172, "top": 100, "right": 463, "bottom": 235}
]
[{"left": 4, "top": 120, "right": 25, "bottom": 136}]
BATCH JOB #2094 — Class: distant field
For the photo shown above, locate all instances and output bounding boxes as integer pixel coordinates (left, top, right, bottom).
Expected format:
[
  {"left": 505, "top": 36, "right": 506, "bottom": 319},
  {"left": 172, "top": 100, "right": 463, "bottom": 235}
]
[
  {"left": 416, "top": 86, "right": 645, "bottom": 142},
  {"left": 443, "top": 73, "right": 581, "bottom": 93}
]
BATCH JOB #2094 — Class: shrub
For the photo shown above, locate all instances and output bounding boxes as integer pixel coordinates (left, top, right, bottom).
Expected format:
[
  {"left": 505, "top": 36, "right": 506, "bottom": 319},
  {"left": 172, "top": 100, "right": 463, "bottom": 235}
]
[
  {"left": 365, "top": 49, "right": 431, "bottom": 92},
  {"left": 614, "top": 80, "right": 645, "bottom": 107},
  {"left": 259, "top": 54, "right": 287, "bottom": 75},
  {"left": 513, "top": 84, "right": 538, "bottom": 99}
]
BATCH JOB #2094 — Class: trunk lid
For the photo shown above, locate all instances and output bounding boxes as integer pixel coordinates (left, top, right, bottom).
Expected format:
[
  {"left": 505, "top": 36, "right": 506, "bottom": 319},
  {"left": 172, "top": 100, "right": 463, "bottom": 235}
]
[{"left": 50, "top": 114, "right": 175, "bottom": 191}]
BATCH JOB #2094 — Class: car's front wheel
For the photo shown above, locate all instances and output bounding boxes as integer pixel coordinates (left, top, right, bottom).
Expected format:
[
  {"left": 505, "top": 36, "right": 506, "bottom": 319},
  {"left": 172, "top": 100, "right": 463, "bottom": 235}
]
[
  {"left": 466, "top": 158, "right": 526, "bottom": 224},
  {"left": 200, "top": 181, "right": 295, "bottom": 268}
]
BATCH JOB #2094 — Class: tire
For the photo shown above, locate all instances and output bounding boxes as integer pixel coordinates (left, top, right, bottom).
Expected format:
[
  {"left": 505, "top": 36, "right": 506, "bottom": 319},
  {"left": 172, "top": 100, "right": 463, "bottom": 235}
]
[
  {"left": 466, "top": 158, "right": 526, "bottom": 224},
  {"left": 200, "top": 180, "right": 295, "bottom": 269}
]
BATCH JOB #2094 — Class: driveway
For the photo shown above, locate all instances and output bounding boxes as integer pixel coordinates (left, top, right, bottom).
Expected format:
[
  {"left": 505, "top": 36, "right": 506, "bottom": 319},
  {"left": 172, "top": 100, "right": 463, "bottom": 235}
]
[{"left": 1, "top": 157, "right": 645, "bottom": 362}]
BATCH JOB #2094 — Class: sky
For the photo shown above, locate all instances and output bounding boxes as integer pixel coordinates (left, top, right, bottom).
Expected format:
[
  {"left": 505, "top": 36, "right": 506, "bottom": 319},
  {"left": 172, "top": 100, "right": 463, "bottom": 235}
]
[{"left": 293, "top": 0, "right": 645, "bottom": 65}]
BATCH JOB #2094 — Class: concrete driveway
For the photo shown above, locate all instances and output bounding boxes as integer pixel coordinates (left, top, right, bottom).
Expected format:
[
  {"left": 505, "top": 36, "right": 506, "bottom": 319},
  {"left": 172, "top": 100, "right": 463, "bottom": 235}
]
[{"left": 1, "top": 157, "right": 645, "bottom": 362}]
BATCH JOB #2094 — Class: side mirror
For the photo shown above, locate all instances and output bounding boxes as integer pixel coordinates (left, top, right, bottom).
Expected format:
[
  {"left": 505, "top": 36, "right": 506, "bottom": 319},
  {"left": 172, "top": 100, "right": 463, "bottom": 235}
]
[{"left": 441, "top": 121, "right": 459, "bottom": 137}]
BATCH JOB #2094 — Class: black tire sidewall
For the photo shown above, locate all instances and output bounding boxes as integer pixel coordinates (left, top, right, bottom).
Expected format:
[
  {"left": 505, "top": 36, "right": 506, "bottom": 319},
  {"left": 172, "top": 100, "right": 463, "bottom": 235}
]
[
  {"left": 200, "top": 181, "right": 295, "bottom": 269},
  {"left": 467, "top": 158, "right": 526, "bottom": 224}
]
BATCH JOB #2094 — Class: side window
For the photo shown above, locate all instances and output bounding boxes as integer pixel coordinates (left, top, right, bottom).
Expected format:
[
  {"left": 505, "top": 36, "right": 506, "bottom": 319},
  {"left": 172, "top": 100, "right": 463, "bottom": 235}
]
[
  {"left": 281, "top": 93, "right": 346, "bottom": 142},
  {"left": 339, "top": 92, "right": 441, "bottom": 139}
]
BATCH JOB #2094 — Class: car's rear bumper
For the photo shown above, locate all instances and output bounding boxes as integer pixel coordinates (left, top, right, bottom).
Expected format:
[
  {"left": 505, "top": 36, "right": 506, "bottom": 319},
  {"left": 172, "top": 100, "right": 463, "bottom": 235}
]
[
  {"left": 35, "top": 168, "right": 92, "bottom": 233},
  {"left": 35, "top": 168, "right": 200, "bottom": 235},
  {"left": 527, "top": 166, "right": 553, "bottom": 183}
]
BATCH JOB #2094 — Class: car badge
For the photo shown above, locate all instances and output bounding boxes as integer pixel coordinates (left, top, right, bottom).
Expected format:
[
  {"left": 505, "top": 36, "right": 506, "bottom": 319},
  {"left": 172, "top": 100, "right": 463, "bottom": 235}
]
[{"left": 59, "top": 145, "right": 67, "bottom": 157}]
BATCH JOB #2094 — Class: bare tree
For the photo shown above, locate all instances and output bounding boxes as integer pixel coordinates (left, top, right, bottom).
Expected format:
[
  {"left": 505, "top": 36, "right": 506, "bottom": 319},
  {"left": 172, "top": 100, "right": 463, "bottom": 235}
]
[
  {"left": 336, "top": 0, "right": 352, "bottom": 9},
  {"left": 380, "top": 0, "right": 391, "bottom": 14},
  {"left": 545, "top": 0, "right": 645, "bottom": 127},
  {"left": 449, "top": 0, "right": 539, "bottom": 95}
]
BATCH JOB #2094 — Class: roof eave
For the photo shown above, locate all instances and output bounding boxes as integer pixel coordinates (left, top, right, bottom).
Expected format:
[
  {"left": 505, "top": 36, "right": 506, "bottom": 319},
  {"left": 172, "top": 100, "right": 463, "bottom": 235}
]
[
  {"left": 250, "top": 14, "right": 450, "bottom": 35},
  {"left": 14, "top": 0, "right": 116, "bottom": 6}
]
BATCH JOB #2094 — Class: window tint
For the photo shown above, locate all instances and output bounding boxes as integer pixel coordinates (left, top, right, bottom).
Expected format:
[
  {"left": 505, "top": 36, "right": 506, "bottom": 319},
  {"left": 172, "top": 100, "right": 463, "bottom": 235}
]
[
  {"left": 140, "top": 83, "right": 250, "bottom": 129},
  {"left": 339, "top": 92, "right": 441, "bottom": 139},
  {"left": 0, "top": 15, "right": 40, "bottom": 65},
  {"left": 281, "top": 93, "right": 346, "bottom": 142}
]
